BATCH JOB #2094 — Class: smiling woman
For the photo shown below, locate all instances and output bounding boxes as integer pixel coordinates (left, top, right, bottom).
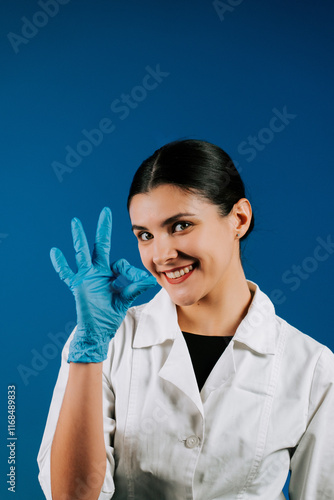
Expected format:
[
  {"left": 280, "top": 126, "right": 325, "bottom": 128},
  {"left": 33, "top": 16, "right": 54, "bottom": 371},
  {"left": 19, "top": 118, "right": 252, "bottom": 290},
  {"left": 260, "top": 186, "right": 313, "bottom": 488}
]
[
  {"left": 128, "top": 140, "right": 254, "bottom": 335},
  {"left": 129, "top": 184, "right": 252, "bottom": 334},
  {"left": 38, "top": 139, "right": 334, "bottom": 500}
]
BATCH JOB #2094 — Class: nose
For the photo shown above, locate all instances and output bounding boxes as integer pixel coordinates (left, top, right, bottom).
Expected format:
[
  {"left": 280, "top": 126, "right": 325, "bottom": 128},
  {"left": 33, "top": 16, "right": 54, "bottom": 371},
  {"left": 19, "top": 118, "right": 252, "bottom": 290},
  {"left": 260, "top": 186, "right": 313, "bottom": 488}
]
[{"left": 152, "top": 236, "right": 178, "bottom": 267}]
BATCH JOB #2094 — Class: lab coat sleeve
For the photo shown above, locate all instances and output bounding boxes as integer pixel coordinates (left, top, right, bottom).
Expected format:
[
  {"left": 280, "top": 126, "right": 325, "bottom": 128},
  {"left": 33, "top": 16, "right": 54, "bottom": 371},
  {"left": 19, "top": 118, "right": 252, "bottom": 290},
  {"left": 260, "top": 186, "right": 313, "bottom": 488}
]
[
  {"left": 289, "top": 345, "right": 334, "bottom": 500},
  {"left": 37, "top": 328, "right": 116, "bottom": 500}
]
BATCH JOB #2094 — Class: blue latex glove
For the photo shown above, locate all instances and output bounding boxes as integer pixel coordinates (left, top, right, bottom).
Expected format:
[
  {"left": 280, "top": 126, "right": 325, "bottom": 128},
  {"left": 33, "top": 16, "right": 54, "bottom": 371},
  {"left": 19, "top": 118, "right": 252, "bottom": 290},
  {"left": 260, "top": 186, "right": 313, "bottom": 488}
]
[{"left": 50, "top": 207, "right": 157, "bottom": 363}]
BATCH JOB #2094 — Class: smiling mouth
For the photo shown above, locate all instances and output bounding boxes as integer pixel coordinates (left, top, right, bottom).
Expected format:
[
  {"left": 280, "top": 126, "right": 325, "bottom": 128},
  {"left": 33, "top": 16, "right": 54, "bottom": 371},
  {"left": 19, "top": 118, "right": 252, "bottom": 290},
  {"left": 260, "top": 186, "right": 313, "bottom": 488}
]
[
  {"left": 162, "top": 262, "right": 198, "bottom": 283},
  {"left": 165, "top": 264, "right": 193, "bottom": 279}
]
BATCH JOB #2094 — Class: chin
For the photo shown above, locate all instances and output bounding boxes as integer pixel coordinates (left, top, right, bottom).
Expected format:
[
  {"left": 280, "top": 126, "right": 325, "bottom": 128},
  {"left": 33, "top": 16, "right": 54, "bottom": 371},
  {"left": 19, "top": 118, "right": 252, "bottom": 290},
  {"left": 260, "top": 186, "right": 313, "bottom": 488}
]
[{"left": 165, "top": 290, "right": 200, "bottom": 308}]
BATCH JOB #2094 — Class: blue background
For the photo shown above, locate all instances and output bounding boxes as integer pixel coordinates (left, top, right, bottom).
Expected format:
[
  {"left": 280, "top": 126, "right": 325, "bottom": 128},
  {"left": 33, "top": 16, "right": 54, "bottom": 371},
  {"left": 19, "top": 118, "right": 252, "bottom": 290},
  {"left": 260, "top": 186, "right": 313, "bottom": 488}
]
[{"left": 1, "top": 0, "right": 334, "bottom": 498}]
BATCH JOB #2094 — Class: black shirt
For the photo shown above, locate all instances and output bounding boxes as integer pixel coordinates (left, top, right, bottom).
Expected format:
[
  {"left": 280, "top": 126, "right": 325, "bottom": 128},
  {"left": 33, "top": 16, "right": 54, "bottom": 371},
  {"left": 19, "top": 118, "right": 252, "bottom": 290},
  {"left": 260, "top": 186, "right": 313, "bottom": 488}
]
[{"left": 182, "top": 332, "right": 233, "bottom": 391}]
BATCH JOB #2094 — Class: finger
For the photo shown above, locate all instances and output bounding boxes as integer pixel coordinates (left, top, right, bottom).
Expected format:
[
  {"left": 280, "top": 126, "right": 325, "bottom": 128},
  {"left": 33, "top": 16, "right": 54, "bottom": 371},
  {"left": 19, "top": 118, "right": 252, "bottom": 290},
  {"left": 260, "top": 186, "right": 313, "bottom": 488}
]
[
  {"left": 111, "top": 258, "right": 147, "bottom": 280},
  {"left": 92, "top": 207, "right": 112, "bottom": 268},
  {"left": 71, "top": 217, "right": 92, "bottom": 269},
  {"left": 111, "top": 258, "right": 157, "bottom": 297},
  {"left": 122, "top": 275, "right": 157, "bottom": 303},
  {"left": 111, "top": 258, "right": 148, "bottom": 283},
  {"left": 50, "top": 247, "right": 75, "bottom": 286}
]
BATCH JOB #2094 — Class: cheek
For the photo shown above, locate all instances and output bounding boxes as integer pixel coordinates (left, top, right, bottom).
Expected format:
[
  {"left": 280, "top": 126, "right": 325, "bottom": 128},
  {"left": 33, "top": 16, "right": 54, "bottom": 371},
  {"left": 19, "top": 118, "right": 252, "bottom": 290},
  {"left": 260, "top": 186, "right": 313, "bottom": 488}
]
[
  {"left": 137, "top": 246, "right": 153, "bottom": 272},
  {"left": 178, "top": 233, "right": 202, "bottom": 255},
  {"left": 199, "top": 235, "right": 234, "bottom": 268}
]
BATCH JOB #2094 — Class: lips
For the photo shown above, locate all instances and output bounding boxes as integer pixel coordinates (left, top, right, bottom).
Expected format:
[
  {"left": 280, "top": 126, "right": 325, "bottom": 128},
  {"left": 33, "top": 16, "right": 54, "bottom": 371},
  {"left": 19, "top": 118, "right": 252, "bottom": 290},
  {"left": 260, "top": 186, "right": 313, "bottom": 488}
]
[
  {"left": 161, "top": 262, "right": 197, "bottom": 284},
  {"left": 165, "top": 264, "right": 193, "bottom": 279}
]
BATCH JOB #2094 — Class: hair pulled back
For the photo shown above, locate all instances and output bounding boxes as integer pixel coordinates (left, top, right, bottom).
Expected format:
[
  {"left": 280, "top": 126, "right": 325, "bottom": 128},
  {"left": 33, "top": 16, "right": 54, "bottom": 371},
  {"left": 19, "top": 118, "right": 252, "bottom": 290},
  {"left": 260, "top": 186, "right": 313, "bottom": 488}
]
[{"left": 127, "top": 139, "right": 254, "bottom": 241}]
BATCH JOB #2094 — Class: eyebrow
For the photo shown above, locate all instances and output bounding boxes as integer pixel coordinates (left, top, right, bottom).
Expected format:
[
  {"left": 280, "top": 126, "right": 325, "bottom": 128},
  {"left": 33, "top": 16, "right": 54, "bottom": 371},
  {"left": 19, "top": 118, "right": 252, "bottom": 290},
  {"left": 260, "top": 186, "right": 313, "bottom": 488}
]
[{"left": 131, "top": 212, "right": 196, "bottom": 232}]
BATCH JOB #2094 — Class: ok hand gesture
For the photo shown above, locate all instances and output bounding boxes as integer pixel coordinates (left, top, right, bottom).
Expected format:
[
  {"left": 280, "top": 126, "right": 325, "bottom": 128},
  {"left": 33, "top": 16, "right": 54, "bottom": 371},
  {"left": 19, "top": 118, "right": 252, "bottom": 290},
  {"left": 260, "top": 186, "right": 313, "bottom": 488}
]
[{"left": 50, "top": 207, "right": 156, "bottom": 363}]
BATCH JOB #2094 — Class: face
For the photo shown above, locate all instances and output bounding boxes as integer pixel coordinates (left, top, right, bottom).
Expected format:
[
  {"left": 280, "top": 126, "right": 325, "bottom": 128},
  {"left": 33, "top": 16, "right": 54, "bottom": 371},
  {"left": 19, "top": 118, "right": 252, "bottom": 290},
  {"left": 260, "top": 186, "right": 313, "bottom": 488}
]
[{"left": 129, "top": 184, "right": 243, "bottom": 308}]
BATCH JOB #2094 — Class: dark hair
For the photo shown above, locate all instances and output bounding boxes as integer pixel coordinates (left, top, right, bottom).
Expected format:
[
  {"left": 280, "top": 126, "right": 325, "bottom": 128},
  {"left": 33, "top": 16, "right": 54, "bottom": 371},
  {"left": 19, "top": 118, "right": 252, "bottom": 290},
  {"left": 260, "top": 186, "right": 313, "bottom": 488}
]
[{"left": 127, "top": 139, "right": 254, "bottom": 241}]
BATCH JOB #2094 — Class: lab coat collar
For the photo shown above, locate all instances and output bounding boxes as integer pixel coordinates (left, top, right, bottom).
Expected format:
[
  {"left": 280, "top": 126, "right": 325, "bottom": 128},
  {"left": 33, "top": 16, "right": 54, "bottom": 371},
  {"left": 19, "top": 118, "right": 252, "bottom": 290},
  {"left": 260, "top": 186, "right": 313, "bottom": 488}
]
[
  {"left": 133, "top": 287, "right": 179, "bottom": 348},
  {"left": 233, "top": 280, "right": 277, "bottom": 355},
  {"left": 133, "top": 288, "right": 204, "bottom": 413},
  {"left": 133, "top": 280, "right": 278, "bottom": 355}
]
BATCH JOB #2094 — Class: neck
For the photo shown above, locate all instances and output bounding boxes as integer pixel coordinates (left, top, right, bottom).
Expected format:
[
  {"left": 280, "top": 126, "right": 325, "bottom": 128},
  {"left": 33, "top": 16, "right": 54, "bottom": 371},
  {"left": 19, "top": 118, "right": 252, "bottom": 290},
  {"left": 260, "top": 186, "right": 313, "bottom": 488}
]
[{"left": 176, "top": 266, "right": 253, "bottom": 337}]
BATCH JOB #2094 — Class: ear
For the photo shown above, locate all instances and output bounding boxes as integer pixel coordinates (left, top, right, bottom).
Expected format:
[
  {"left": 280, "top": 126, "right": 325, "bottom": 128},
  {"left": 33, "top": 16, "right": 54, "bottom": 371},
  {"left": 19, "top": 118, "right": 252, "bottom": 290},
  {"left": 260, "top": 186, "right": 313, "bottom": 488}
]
[{"left": 231, "top": 198, "right": 252, "bottom": 238}]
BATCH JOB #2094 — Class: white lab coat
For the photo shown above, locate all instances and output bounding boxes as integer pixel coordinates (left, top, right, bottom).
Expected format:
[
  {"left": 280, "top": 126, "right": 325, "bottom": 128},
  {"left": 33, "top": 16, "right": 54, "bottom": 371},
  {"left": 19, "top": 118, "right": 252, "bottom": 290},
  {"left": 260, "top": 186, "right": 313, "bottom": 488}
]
[{"left": 38, "top": 280, "right": 334, "bottom": 499}]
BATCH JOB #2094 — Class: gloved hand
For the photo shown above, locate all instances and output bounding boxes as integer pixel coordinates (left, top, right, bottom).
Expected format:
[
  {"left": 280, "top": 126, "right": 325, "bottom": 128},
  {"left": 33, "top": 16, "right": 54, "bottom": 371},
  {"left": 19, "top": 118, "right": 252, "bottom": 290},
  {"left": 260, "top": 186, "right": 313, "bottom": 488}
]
[{"left": 50, "top": 207, "right": 157, "bottom": 363}]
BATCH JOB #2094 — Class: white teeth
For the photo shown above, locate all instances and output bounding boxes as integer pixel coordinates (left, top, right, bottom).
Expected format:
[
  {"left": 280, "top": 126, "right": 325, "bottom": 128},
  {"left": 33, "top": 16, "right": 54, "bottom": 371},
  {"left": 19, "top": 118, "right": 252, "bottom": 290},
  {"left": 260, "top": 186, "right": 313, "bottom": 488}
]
[{"left": 165, "top": 264, "right": 194, "bottom": 279}]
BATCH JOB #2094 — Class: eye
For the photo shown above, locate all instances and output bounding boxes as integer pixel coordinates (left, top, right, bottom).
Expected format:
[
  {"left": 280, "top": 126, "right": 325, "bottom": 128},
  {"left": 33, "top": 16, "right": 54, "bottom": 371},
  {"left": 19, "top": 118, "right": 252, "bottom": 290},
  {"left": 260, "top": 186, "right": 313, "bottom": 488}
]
[
  {"left": 173, "top": 222, "right": 192, "bottom": 232},
  {"left": 138, "top": 231, "right": 153, "bottom": 241}
]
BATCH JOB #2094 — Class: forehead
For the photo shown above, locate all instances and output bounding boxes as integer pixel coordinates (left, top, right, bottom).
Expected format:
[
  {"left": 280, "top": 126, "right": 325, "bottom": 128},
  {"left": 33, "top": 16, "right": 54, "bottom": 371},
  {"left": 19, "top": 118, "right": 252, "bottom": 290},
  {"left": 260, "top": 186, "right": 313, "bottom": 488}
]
[{"left": 129, "top": 185, "right": 209, "bottom": 223}]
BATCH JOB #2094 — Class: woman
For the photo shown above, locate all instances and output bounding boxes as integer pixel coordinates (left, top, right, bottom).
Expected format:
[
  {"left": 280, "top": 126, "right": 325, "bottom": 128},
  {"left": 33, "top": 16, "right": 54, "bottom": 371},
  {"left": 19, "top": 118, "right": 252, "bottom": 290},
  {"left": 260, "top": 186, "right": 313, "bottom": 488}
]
[{"left": 38, "top": 139, "right": 334, "bottom": 500}]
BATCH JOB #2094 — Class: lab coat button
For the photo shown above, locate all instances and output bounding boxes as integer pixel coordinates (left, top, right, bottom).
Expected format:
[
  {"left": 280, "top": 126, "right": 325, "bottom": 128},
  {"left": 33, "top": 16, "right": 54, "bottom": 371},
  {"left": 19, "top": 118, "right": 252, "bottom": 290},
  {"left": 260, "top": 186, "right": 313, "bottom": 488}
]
[{"left": 185, "top": 435, "right": 200, "bottom": 448}]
